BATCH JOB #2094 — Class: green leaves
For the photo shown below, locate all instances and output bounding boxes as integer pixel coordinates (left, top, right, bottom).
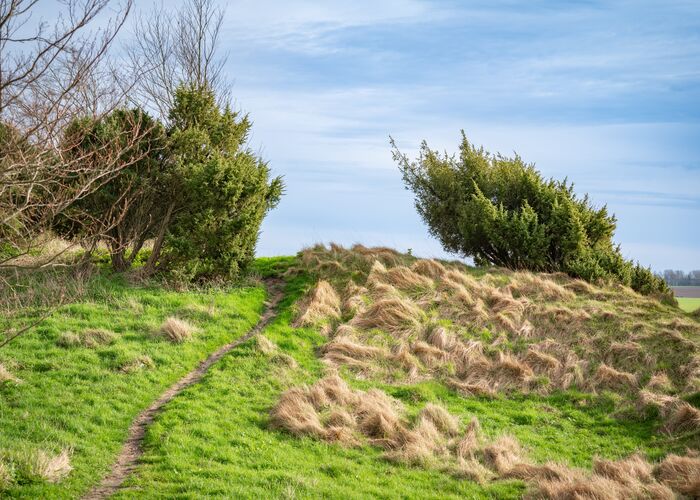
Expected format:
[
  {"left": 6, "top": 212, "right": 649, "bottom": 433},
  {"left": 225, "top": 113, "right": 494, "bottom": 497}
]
[
  {"left": 163, "top": 85, "right": 284, "bottom": 282},
  {"left": 394, "top": 133, "right": 670, "bottom": 297}
]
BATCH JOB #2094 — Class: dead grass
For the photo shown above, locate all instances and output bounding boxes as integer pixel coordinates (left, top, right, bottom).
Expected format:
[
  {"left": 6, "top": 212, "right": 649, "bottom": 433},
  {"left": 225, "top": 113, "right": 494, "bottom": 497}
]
[
  {"left": 272, "top": 376, "right": 700, "bottom": 498},
  {"left": 31, "top": 449, "right": 72, "bottom": 483},
  {"left": 118, "top": 355, "right": 155, "bottom": 374},
  {"left": 294, "top": 280, "right": 341, "bottom": 328},
  {"left": 654, "top": 454, "right": 700, "bottom": 496},
  {"left": 350, "top": 297, "right": 423, "bottom": 335},
  {"left": 482, "top": 435, "right": 523, "bottom": 474},
  {"left": 662, "top": 403, "right": 700, "bottom": 434},
  {"left": 158, "top": 317, "right": 196, "bottom": 343},
  {"left": 411, "top": 259, "right": 447, "bottom": 280},
  {"left": 645, "top": 372, "right": 674, "bottom": 393},
  {"left": 592, "top": 364, "right": 637, "bottom": 392},
  {"left": 57, "top": 328, "right": 116, "bottom": 348},
  {"left": 507, "top": 273, "right": 575, "bottom": 302},
  {"left": 0, "top": 363, "right": 21, "bottom": 384}
]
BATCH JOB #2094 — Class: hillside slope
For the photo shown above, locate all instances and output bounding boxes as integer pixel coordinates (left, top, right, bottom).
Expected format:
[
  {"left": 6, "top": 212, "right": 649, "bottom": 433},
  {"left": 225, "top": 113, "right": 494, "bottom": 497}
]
[{"left": 114, "top": 246, "right": 699, "bottom": 499}]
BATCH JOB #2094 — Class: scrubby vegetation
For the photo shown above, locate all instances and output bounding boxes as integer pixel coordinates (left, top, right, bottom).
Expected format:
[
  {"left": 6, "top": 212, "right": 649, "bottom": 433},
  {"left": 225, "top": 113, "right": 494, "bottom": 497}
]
[{"left": 393, "top": 134, "right": 670, "bottom": 299}]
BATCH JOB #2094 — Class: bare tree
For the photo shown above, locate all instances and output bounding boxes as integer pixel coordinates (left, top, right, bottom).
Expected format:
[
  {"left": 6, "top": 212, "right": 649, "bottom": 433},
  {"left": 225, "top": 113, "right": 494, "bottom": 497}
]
[
  {"left": 127, "top": 0, "right": 229, "bottom": 120},
  {"left": 0, "top": 0, "right": 160, "bottom": 347},
  {"left": 0, "top": 0, "right": 140, "bottom": 264}
]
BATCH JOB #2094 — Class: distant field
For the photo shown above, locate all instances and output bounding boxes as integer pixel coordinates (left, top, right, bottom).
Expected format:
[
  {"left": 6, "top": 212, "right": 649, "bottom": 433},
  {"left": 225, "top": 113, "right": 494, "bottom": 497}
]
[
  {"left": 678, "top": 297, "right": 700, "bottom": 313},
  {"left": 672, "top": 286, "right": 700, "bottom": 298}
]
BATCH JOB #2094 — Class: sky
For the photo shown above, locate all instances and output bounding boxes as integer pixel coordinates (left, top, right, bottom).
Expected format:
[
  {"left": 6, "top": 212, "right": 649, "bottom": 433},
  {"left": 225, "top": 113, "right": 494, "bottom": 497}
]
[{"left": 109, "top": 1, "right": 700, "bottom": 270}]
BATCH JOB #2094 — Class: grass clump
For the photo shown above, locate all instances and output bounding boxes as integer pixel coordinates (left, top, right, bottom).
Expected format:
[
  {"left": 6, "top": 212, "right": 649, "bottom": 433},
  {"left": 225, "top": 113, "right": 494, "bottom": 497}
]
[
  {"left": 158, "top": 317, "right": 196, "bottom": 343},
  {"left": 57, "top": 328, "right": 116, "bottom": 348}
]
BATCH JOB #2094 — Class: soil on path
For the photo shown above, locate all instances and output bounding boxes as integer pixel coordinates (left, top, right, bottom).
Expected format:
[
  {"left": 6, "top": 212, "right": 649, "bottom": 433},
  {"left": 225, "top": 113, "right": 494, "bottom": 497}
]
[{"left": 84, "top": 278, "right": 285, "bottom": 499}]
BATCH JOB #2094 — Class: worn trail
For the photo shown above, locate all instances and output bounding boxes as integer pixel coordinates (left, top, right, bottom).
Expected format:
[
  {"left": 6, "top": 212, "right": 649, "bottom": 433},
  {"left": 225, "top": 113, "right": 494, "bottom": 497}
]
[{"left": 84, "top": 278, "right": 284, "bottom": 499}]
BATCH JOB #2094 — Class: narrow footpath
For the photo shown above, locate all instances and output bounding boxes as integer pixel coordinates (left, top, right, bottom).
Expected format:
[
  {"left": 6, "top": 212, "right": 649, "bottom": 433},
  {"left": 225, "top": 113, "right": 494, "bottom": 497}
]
[{"left": 84, "top": 278, "right": 285, "bottom": 499}]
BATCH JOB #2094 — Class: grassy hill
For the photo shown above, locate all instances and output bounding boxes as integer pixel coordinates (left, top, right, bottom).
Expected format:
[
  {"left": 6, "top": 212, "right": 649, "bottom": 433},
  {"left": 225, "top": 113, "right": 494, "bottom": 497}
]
[{"left": 1, "top": 246, "right": 699, "bottom": 498}]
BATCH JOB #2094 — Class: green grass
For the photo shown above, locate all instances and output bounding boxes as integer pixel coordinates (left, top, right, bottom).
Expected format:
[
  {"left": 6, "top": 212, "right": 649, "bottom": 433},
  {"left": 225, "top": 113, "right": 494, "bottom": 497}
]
[
  {"left": 111, "top": 267, "right": 695, "bottom": 499},
  {"left": 0, "top": 273, "right": 266, "bottom": 498},
  {"left": 678, "top": 297, "right": 700, "bottom": 313},
  {"left": 2, "top": 259, "right": 698, "bottom": 498}
]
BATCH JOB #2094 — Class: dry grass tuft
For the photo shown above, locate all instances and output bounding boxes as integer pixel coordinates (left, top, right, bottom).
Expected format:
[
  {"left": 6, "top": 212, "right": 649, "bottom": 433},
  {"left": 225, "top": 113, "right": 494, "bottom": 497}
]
[
  {"left": 118, "top": 355, "right": 155, "bottom": 374},
  {"left": 343, "top": 281, "right": 368, "bottom": 315},
  {"left": 426, "top": 325, "right": 457, "bottom": 351},
  {"left": 256, "top": 335, "right": 278, "bottom": 355},
  {"left": 502, "top": 462, "right": 569, "bottom": 482},
  {"left": 507, "top": 273, "right": 575, "bottom": 302},
  {"left": 592, "top": 453, "right": 653, "bottom": 486},
  {"left": 411, "top": 341, "right": 450, "bottom": 368},
  {"left": 494, "top": 352, "right": 534, "bottom": 383},
  {"left": 592, "top": 364, "right": 637, "bottom": 392},
  {"left": 32, "top": 449, "right": 72, "bottom": 483},
  {"left": 418, "top": 403, "right": 460, "bottom": 436},
  {"left": 527, "top": 474, "right": 624, "bottom": 500},
  {"left": 645, "top": 372, "right": 674, "bottom": 393},
  {"left": 270, "top": 387, "right": 326, "bottom": 438},
  {"left": 0, "top": 363, "right": 21, "bottom": 384},
  {"left": 564, "top": 278, "right": 599, "bottom": 296},
  {"left": 662, "top": 403, "right": 700, "bottom": 434},
  {"left": 411, "top": 259, "right": 447, "bottom": 280},
  {"left": 524, "top": 348, "right": 561, "bottom": 374},
  {"left": 350, "top": 297, "right": 423, "bottom": 335},
  {"left": 456, "top": 417, "right": 482, "bottom": 460},
  {"left": 382, "top": 266, "right": 434, "bottom": 292},
  {"left": 482, "top": 435, "right": 523, "bottom": 474},
  {"left": 654, "top": 454, "right": 700, "bottom": 496},
  {"left": 57, "top": 328, "right": 116, "bottom": 348},
  {"left": 158, "top": 317, "right": 196, "bottom": 343},
  {"left": 322, "top": 337, "right": 389, "bottom": 368},
  {"left": 294, "top": 280, "right": 341, "bottom": 328}
]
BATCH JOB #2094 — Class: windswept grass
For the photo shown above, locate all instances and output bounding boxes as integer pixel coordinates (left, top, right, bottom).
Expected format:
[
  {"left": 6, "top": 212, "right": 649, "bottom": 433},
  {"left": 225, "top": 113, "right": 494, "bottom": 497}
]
[{"left": 112, "top": 253, "right": 698, "bottom": 498}]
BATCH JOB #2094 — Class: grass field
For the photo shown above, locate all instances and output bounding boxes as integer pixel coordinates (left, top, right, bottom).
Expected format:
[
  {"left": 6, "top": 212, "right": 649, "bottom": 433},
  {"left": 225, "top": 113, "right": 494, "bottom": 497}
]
[
  {"left": 112, "top": 270, "right": 679, "bottom": 499},
  {"left": 2, "top": 253, "right": 699, "bottom": 498},
  {"left": 0, "top": 274, "right": 265, "bottom": 498},
  {"left": 678, "top": 297, "right": 700, "bottom": 313}
]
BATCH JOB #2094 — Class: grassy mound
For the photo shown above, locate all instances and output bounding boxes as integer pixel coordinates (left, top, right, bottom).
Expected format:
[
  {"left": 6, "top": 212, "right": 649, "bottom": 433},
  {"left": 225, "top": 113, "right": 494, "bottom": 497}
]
[{"left": 3, "top": 248, "right": 698, "bottom": 498}]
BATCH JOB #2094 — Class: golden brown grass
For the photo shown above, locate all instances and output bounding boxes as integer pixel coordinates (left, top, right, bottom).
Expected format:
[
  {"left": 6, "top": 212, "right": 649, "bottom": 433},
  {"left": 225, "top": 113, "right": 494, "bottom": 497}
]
[
  {"left": 272, "top": 375, "right": 699, "bottom": 497},
  {"left": 289, "top": 244, "right": 700, "bottom": 438},
  {"left": 57, "top": 328, "right": 116, "bottom": 348},
  {"left": 31, "top": 449, "right": 72, "bottom": 483},
  {"left": 158, "top": 317, "right": 196, "bottom": 343},
  {"left": 294, "top": 280, "right": 341, "bottom": 328},
  {"left": 350, "top": 297, "right": 423, "bottom": 335},
  {"left": 591, "top": 364, "right": 637, "bottom": 392},
  {"left": 118, "top": 355, "right": 155, "bottom": 374},
  {"left": 0, "top": 363, "right": 21, "bottom": 384},
  {"left": 654, "top": 454, "right": 700, "bottom": 496}
]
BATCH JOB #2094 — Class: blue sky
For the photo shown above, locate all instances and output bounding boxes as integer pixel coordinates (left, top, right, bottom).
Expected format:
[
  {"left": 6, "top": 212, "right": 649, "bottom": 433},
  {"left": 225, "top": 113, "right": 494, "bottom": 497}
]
[{"left": 162, "top": 0, "right": 700, "bottom": 270}]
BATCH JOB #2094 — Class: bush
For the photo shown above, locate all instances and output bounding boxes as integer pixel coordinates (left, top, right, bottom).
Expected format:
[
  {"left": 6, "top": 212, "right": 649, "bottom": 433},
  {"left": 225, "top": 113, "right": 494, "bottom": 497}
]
[
  {"left": 392, "top": 132, "right": 670, "bottom": 297},
  {"left": 55, "top": 86, "right": 283, "bottom": 281},
  {"left": 160, "top": 85, "right": 283, "bottom": 281},
  {"left": 54, "top": 109, "right": 169, "bottom": 271}
]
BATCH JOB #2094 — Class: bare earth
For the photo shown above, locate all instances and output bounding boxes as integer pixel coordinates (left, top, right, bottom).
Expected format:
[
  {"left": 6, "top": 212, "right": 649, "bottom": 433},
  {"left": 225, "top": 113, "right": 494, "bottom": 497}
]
[{"left": 83, "top": 278, "right": 284, "bottom": 500}]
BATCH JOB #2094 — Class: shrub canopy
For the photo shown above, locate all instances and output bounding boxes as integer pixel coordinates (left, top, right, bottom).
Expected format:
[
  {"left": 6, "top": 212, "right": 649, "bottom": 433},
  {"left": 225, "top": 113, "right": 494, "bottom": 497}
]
[
  {"left": 56, "top": 85, "right": 283, "bottom": 281},
  {"left": 393, "top": 132, "right": 669, "bottom": 297},
  {"left": 163, "top": 85, "right": 283, "bottom": 280}
]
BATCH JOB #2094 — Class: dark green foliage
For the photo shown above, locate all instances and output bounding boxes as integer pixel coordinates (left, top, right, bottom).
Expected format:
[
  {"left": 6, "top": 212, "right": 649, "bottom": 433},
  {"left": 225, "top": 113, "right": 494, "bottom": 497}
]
[
  {"left": 55, "top": 109, "right": 168, "bottom": 271},
  {"left": 161, "top": 85, "right": 283, "bottom": 281},
  {"left": 54, "top": 86, "right": 283, "bottom": 281},
  {"left": 393, "top": 132, "right": 669, "bottom": 297}
]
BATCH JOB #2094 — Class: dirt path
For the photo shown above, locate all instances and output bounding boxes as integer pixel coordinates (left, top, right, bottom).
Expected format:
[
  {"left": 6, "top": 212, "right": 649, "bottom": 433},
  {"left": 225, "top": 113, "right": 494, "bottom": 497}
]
[{"left": 84, "top": 278, "right": 285, "bottom": 499}]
